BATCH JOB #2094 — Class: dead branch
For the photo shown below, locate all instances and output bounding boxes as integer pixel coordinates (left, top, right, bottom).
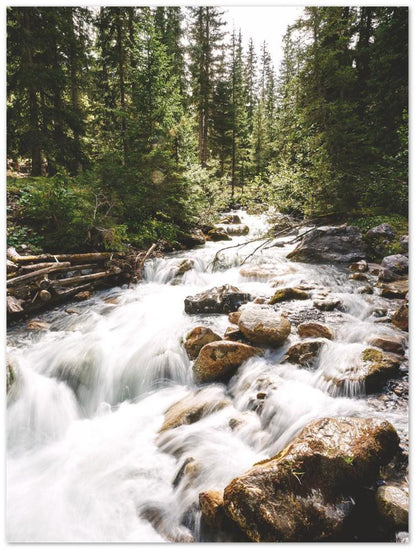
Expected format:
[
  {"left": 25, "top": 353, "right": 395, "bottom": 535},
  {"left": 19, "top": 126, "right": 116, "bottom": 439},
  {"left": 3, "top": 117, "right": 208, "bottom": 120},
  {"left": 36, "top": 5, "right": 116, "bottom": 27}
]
[{"left": 7, "top": 262, "right": 71, "bottom": 287}]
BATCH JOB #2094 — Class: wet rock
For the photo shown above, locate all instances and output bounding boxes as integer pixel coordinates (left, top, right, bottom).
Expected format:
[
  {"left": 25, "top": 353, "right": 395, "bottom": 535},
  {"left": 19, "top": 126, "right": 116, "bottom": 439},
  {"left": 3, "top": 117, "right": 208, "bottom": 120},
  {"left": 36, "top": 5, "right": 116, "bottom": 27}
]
[
  {"left": 399, "top": 235, "right": 408, "bottom": 253},
  {"left": 367, "top": 335, "right": 405, "bottom": 356},
  {"left": 238, "top": 304, "right": 291, "bottom": 347},
  {"left": 380, "top": 254, "right": 408, "bottom": 277},
  {"left": 228, "top": 310, "right": 242, "bottom": 325},
  {"left": 177, "top": 229, "right": 206, "bottom": 248},
  {"left": 366, "top": 224, "right": 396, "bottom": 240},
  {"left": 368, "top": 263, "right": 384, "bottom": 276},
  {"left": 253, "top": 297, "right": 266, "bottom": 304},
  {"left": 379, "top": 279, "right": 408, "bottom": 299},
  {"left": 360, "top": 348, "right": 401, "bottom": 393},
  {"left": 297, "top": 322, "right": 334, "bottom": 340},
  {"left": 193, "top": 341, "right": 263, "bottom": 383},
  {"left": 391, "top": 302, "right": 408, "bottom": 331},
  {"left": 184, "top": 285, "right": 251, "bottom": 314},
  {"left": 175, "top": 259, "right": 195, "bottom": 277},
  {"left": 184, "top": 326, "right": 222, "bottom": 360},
  {"left": 269, "top": 287, "right": 309, "bottom": 304},
  {"left": 348, "top": 259, "right": 368, "bottom": 272},
  {"left": 199, "top": 491, "right": 226, "bottom": 528},
  {"left": 104, "top": 297, "right": 119, "bottom": 304},
  {"left": 375, "top": 485, "right": 408, "bottom": 530},
  {"left": 207, "top": 228, "right": 232, "bottom": 241},
  {"left": 27, "top": 320, "right": 50, "bottom": 331},
  {"left": 6, "top": 363, "right": 15, "bottom": 393},
  {"left": 349, "top": 273, "right": 368, "bottom": 281},
  {"left": 313, "top": 298, "right": 341, "bottom": 312},
  {"left": 223, "top": 326, "right": 245, "bottom": 342},
  {"left": 284, "top": 340, "right": 324, "bottom": 366},
  {"left": 159, "top": 389, "right": 229, "bottom": 432},
  {"left": 219, "top": 214, "right": 242, "bottom": 225},
  {"left": 287, "top": 225, "right": 367, "bottom": 264},
  {"left": 140, "top": 505, "right": 194, "bottom": 542},
  {"left": 357, "top": 285, "right": 373, "bottom": 294},
  {"left": 223, "top": 417, "right": 399, "bottom": 542}
]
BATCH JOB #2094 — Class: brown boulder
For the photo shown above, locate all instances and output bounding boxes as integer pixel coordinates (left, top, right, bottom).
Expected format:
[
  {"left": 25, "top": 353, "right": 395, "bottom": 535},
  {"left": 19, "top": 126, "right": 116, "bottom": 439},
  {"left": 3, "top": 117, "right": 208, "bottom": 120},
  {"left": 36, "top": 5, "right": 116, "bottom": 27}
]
[
  {"left": 349, "top": 273, "right": 369, "bottom": 281},
  {"left": 313, "top": 298, "right": 341, "bottom": 311},
  {"left": 238, "top": 305, "right": 291, "bottom": 347},
  {"left": 392, "top": 303, "right": 408, "bottom": 331},
  {"left": 269, "top": 287, "right": 309, "bottom": 304},
  {"left": 367, "top": 335, "right": 405, "bottom": 356},
  {"left": 379, "top": 279, "right": 408, "bottom": 299},
  {"left": 297, "top": 322, "right": 334, "bottom": 340},
  {"left": 223, "top": 417, "right": 399, "bottom": 542},
  {"left": 348, "top": 260, "right": 368, "bottom": 272},
  {"left": 184, "top": 326, "right": 222, "bottom": 360},
  {"left": 223, "top": 326, "right": 245, "bottom": 342},
  {"left": 159, "top": 388, "right": 229, "bottom": 432},
  {"left": 185, "top": 284, "right": 251, "bottom": 314},
  {"left": 228, "top": 310, "right": 242, "bottom": 325},
  {"left": 199, "top": 490, "right": 226, "bottom": 528},
  {"left": 193, "top": 341, "right": 263, "bottom": 383}
]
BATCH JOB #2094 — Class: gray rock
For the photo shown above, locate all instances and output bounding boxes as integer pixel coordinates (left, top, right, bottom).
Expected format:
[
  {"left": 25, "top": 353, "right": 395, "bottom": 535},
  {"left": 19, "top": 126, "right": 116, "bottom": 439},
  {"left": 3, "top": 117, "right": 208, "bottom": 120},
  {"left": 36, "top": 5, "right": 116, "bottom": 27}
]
[
  {"left": 399, "top": 235, "right": 408, "bottom": 252},
  {"left": 376, "top": 485, "right": 408, "bottom": 530},
  {"left": 287, "top": 225, "right": 367, "bottom": 263},
  {"left": 380, "top": 254, "right": 408, "bottom": 276},
  {"left": 366, "top": 223, "right": 396, "bottom": 240},
  {"left": 185, "top": 285, "right": 251, "bottom": 314},
  {"left": 238, "top": 304, "right": 291, "bottom": 347}
]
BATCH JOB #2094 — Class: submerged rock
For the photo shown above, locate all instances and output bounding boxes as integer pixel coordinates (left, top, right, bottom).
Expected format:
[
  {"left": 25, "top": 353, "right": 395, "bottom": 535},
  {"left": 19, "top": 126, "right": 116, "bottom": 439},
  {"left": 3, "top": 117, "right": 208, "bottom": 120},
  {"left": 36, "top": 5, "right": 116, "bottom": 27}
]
[
  {"left": 184, "top": 285, "right": 251, "bottom": 315},
  {"left": 313, "top": 298, "right": 342, "bottom": 311},
  {"left": 159, "top": 388, "right": 229, "bottom": 432},
  {"left": 207, "top": 228, "right": 232, "bottom": 241},
  {"left": 193, "top": 341, "right": 263, "bottom": 383},
  {"left": 297, "top": 322, "right": 334, "bottom": 340},
  {"left": 287, "top": 225, "right": 367, "bottom": 263},
  {"left": 216, "top": 223, "right": 249, "bottom": 236},
  {"left": 375, "top": 485, "right": 408, "bottom": 530},
  {"left": 269, "top": 287, "right": 309, "bottom": 304},
  {"left": 223, "top": 417, "right": 399, "bottom": 542},
  {"left": 219, "top": 214, "right": 242, "bottom": 225},
  {"left": 238, "top": 304, "right": 291, "bottom": 347},
  {"left": 368, "top": 335, "right": 405, "bottom": 356},
  {"left": 223, "top": 326, "right": 245, "bottom": 342},
  {"left": 184, "top": 326, "right": 222, "bottom": 360},
  {"left": 175, "top": 259, "right": 195, "bottom": 277},
  {"left": 379, "top": 279, "right": 408, "bottom": 299}
]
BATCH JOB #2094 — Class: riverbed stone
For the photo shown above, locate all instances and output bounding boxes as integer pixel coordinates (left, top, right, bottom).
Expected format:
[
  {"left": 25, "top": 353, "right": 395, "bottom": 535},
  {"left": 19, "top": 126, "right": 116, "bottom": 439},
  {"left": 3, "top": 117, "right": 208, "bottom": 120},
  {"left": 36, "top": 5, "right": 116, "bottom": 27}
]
[
  {"left": 184, "top": 326, "right": 222, "bottom": 360},
  {"left": 199, "top": 491, "right": 226, "bottom": 528},
  {"left": 391, "top": 302, "right": 408, "bottom": 331},
  {"left": 222, "top": 416, "right": 399, "bottom": 542},
  {"left": 375, "top": 485, "right": 408, "bottom": 530},
  {"left": 238, "top": 304, "right": 291, "bottom": 347},
  {"left": 228, "top": 310, "right": 242, "bottom": 325},
  {"left": 219, "top": 214, "right": 242, "bottom": 225},
  {"left": 159, "top": 389, "right": 229, "bottom": 432},
  {"left": 283, "top": 340, "right": 325, "bottom": 365},
  {"left": 184, "top": 284, "right": 251, "bottom": 314},
  {"left": 287, "top": 225, "right": 367, "bottom": 263},
  {"left": 348, "top": 259, "right": 368, "bottom": 272},
  {"left": 193, "top": 341, "right": 263, "bottom": 383},
  {"left": 367, "top": 335, "right": 405, "bottom": 356},
  {"left": 380, "top": 254, "right": 408, "bottom": 277},
  {"left": 349, "top": 272, "right": 369, "bottom": 281},
  {"left": 216, "top": 223, "right": 249, "bottom": 236},
  {"left": 223, "top": 326, "right": 245, "bottom": 342},
  {"left": 379, "top": 279, "right": 408, "bottom": 299},
  {"left": 297, "top": 322, "right": 334, "bottom": 340},
  {"left": 207, "top": 228, "right": 232, "bottom": 241},
  {"left": 175, "top": 259, "right": 195, "bottom": 277},
  {"left": 313, "top": 298, "right": 342, "bottom": 311},
  {"left": 269, "top": 287, "right": 309, "bottom": 304},
  {"left": 239, "top": 266, "right": 276, "bottom": 280}
]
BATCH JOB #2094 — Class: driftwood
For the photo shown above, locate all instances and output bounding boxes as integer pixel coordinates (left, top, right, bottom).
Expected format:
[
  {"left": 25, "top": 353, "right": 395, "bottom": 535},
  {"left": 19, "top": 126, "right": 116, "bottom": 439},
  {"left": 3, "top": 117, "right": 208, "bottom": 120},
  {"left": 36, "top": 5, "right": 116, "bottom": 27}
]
[
  {"left": 52, "top": 268, "right": 121, "bottom": 287},
  {"left": 6, "top": 262, "right": 71, "bottom": 287},
  {"left": 7, "top": 247, "right": 113, "bottom": 264}
]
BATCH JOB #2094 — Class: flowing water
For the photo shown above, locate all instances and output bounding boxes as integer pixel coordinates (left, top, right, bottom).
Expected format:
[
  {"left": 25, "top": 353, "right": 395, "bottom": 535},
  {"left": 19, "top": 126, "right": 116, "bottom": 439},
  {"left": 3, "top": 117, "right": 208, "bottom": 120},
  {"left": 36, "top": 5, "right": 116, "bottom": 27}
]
[{"left": 6, "top": 211, "right": 408, "bottom": 542}]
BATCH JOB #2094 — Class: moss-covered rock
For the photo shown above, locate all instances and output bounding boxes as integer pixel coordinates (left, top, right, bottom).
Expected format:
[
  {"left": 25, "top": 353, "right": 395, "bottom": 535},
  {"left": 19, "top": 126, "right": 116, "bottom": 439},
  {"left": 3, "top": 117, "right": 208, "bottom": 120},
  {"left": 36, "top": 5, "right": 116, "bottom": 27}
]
[
  {"left": 269, "top": 287, "right": 309, "bottom": 304},
  {"left": 193, "top": 341, "right": 263, "bottom": 383},
  {"left": 222, "top": 417, "right": 399, "bottom": 542}
]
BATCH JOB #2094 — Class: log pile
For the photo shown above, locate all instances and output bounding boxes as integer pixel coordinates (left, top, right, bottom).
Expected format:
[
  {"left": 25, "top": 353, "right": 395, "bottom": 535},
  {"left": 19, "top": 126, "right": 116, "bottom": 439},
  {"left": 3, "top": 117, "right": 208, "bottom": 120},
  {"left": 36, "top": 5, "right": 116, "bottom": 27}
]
[{"left": 6, "top": 245, "right": 158, "bottom": 323}]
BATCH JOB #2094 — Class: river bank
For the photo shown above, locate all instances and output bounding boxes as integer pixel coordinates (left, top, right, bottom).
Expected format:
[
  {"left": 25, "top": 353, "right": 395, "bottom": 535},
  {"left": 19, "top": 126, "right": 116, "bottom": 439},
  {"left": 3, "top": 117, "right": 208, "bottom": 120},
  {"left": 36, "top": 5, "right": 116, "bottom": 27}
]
[{"left": 6, "top": 210, "right": 408, "bottom": 542}]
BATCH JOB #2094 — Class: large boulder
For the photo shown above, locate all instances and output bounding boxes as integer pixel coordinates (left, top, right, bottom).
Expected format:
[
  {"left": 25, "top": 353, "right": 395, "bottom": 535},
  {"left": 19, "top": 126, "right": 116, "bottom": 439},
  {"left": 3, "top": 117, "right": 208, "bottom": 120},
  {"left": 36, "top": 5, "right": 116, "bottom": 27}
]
[
  {"left": 287, "top": 225, "right": 367, "bottom": 263},
  {"left": 223, "top": 417, "right": 399, "bottom": 542},
  {"left": 193, "top": 341, "right": 263, "bottom": 383},
  {"left": 379, "top": 279, "right": 408, "bottom": 299},
  {"left": 207, "top": 228, "right": 232, "bottom": 241},
  {"left": 238, "top": 304, "right": 291, "bottom": 347},
  {"left": 184, "top": 285, "right": 251, "bottom": 315},
  {"left": 159, "top": 388, "right": 229, "bottom": 432},
  {"left": 177, "top": 229, "right": 206, "bottom": 248},
  {"left": 380, "top": 254, "right": 408, "bottom": 277},
  {"left": 269, "top": 287, "right": 309, "bottom": 304},
  {"left": 392, "top": 302, "right": 408, "bottom": 331},
  {"left": 184, "top": 326, "right": 222, "bottom": 360},
  {"left": 367, "top": 335, "right": 405, "bottom": 356}
]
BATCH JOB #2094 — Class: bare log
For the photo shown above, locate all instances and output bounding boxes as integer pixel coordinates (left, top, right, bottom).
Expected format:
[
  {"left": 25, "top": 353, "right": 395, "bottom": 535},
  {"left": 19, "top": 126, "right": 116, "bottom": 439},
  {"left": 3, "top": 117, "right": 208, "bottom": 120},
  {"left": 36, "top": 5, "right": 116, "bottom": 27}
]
[
  {"left": 20, "top": 262, "right": 100, "bottom": 273},
  {"left": 51, "top": 268, "right": 121, "bottom": 287},
  {"left": 6, "top": 263, "right": 71, "bottom": 288},
  {"left": 7, "top": 250, "right": 113, "bottom": 264}
]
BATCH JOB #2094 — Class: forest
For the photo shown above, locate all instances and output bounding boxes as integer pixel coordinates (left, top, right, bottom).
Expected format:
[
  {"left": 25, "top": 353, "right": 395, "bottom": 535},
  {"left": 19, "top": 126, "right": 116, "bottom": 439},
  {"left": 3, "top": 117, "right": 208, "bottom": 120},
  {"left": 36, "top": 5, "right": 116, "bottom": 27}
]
[{"left": 7, "top": 6, "right": 408, "bottom": 253}]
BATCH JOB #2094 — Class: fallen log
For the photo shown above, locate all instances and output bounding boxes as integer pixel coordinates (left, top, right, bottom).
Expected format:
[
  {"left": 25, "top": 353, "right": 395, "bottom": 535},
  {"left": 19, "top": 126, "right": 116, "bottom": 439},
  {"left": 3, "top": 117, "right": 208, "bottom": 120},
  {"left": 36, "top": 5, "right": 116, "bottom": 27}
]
[
  {"left": 51, "top": 268, "right": 122, "bottom": 287},
  {"left": 6, "top": 262, "right": 71, "bottom": 287},
  {"left": 7, "top": 247, "right": 113, "bottom": 264}
]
